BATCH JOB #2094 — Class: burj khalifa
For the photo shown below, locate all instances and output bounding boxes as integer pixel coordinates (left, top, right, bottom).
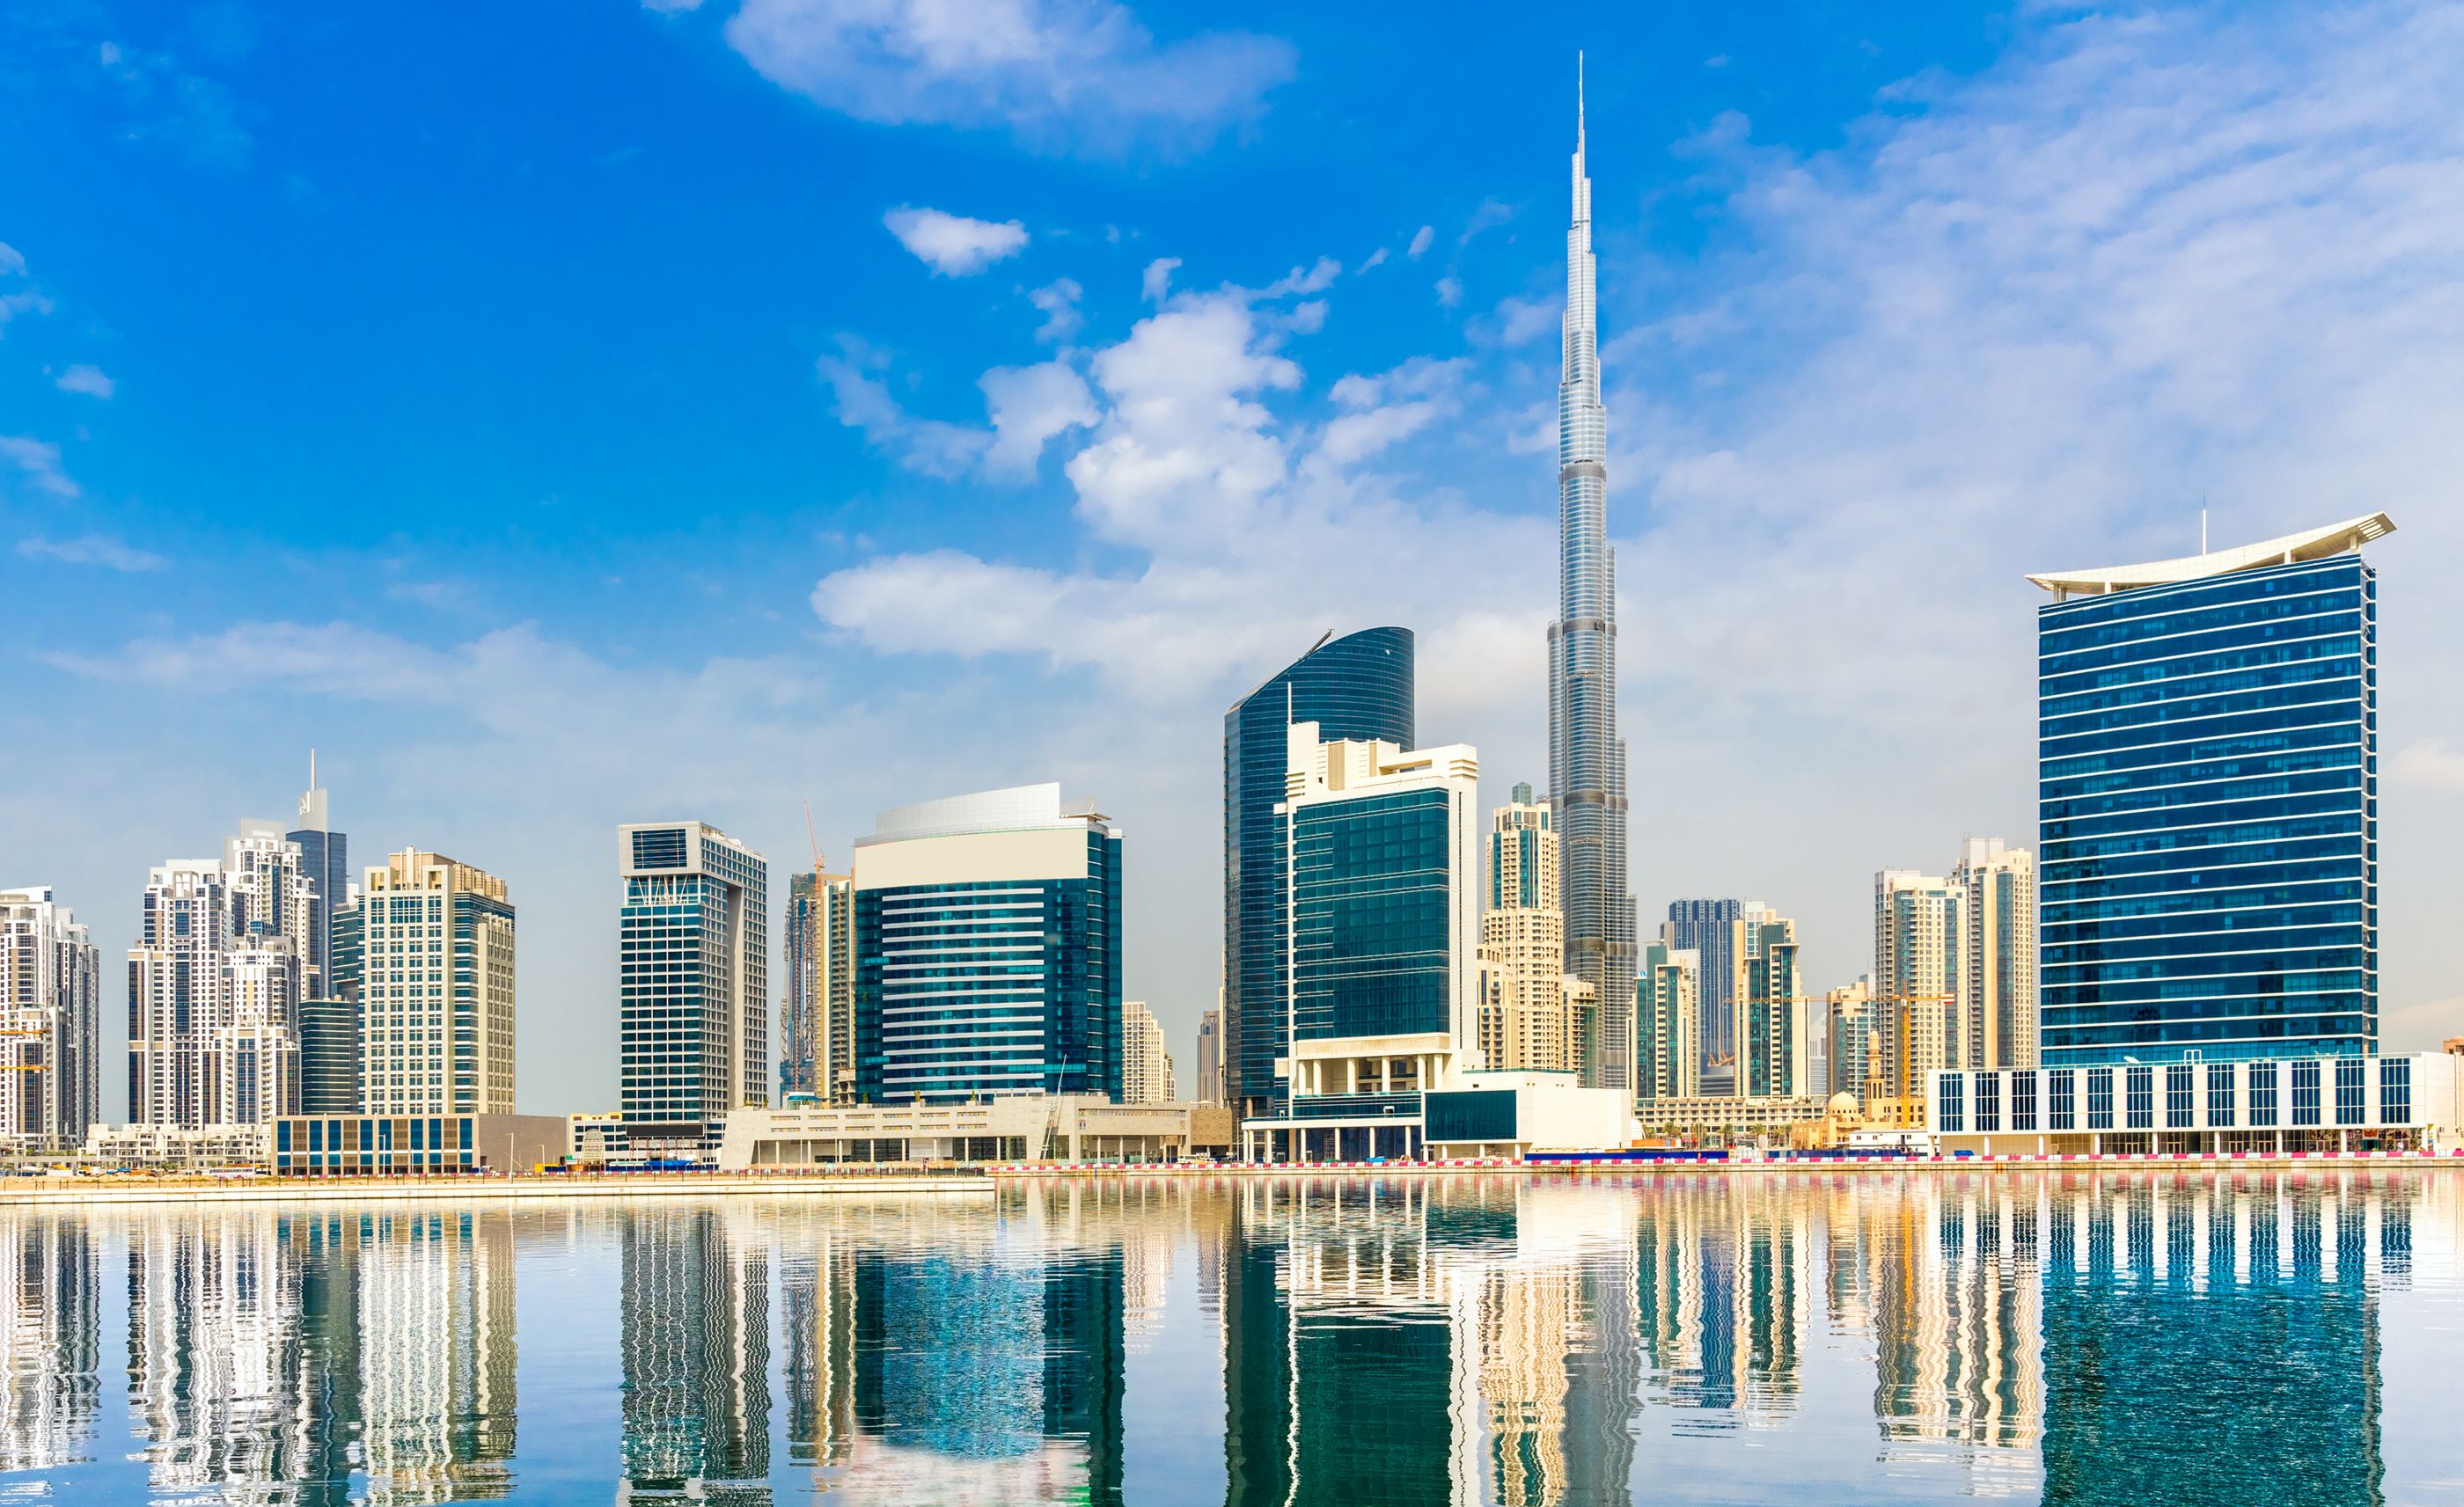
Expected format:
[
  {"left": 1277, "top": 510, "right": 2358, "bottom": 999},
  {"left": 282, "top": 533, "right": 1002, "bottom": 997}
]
[{"left": 1548, "top": 63, "right": 1638, "bottom": 1092}]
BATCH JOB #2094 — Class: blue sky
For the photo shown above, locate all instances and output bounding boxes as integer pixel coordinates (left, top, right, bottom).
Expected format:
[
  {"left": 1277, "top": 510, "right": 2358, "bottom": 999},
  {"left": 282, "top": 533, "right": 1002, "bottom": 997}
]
[{"left": 5, "top": 0, "right": 2461, "bottom": 1115}]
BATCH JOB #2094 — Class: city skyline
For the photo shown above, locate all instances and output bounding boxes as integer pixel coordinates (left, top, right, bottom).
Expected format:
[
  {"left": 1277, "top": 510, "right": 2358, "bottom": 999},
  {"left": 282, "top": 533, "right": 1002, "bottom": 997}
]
[{"left": 8, "top": 4, "right": 2464, "bottom": 1116}]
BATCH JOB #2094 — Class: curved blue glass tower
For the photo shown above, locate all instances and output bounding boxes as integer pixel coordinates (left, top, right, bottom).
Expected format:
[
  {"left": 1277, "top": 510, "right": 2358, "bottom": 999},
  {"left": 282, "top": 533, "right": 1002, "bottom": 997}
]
[
  {"left": 1223, "top": 628, "right": 1415, "bottom": 1120},
  {"left": 1549, "top": 72, "right": 1638, "bottom": 1091}
]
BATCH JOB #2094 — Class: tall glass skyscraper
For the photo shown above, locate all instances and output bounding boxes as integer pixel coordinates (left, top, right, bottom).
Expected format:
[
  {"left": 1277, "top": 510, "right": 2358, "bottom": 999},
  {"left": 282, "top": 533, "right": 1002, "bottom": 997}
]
[
  {"left": 2032, "top": 515, "right": 2392, "bottom": 1065},
  {"left": 1549, "top": 72, "right": 1637, "bottom": 1091},
  {"left": 617, "top": 822, "right": 770, "bottom": 1146},
  {"left": 1222, "top": 629, "right": 1414, "bottom": 1122}
]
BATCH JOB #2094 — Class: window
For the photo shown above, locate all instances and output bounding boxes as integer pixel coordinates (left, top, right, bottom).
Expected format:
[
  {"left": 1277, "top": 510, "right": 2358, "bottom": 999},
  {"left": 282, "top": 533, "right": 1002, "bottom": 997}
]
[
  {"left": 2013, "top": 1072, "right": 2039, "bottom": 1131},
  {"left": 2087, "top": 1067, "right": 2114, "bottom": 1130},
  {"left": 2167, "top": 1064, "right": 2195, "bottom": 1128},
  {"left": 2335, "top": 1058, "right": 2366, "bottom": 1126},
  {"left": 2381, "top": 1058, "right": 2411, "bottom": 1124},
  {"left": 2126, "top": 1065, "right": 2153, "bottom": 1130},
  {"left": 1939, "top": 1073, "right": 1965, "bottom": 1134},
  {"left": 1977, "top": 1072, "right": 2002, "bottom": 1133},
  {"left": 2248, "top": 1063, "right": 2278, "bottom": 1128},
  {"left": 2292, "top": 1060, "right": 2321, "bottom": 1126},
  {"left": 2050, "top": 1069, "right": 2076, "bottom": 1130},
  {"left": 2207, "top": 1064, "right": 2235, "bottom": 1127}
]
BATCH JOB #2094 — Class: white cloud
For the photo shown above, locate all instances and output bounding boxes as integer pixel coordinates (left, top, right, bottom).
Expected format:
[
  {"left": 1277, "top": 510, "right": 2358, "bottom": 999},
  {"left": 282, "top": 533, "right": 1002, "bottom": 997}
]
[
  {"left": 0, "top": 243, "right": 22, "bottom": 274},
  {"left": 1434, "top": 275, "right": 1462, "bottom": 308},
  {"left": 883, "top": 206, "right": 1027, "bottom": 275},
  {"left": 717, "top": 0, "right": 1294, "bottom": 157},
  {"left": 979, "top": 360, "right": 1099, "bottom": 477},
  {"left": 0, "top": 435, "right": 77, "bottom": 497},
  {"left": 1406, "top": 224, "right": 1434, "bottom": 259},
  {"left": 1359, "top": 246, "right": 1389, "bottom": 272},
  {"left": 814, "top": 337, "right": 992, "bottom": 477},
  {"left": 0, "top": 288, "right": 53, "bottom": 335},
  {"left": 642, "top": 0, "right": 705, "bottom": 11},
  {"left": 55, "top": 363, "right": 114, "bottom": 399},
  {"left": 16, "top": 534, "right": 165, "bottom": 572},
  {"left": 1030, "top": 277, "right": 1083, "bottom": 342},
  {"left": 1140, "top": 256, "right": 1178, "bottom": 304},
  {"left": 1260, "top": 257, "right": 1339, "bottom": 297}
]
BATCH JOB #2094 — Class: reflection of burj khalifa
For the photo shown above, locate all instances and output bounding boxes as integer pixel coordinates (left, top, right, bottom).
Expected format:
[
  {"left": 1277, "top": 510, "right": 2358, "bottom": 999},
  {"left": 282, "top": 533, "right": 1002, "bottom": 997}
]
[{"left": 1549, "top": 60, "right": 1638, "bottom": 1092}]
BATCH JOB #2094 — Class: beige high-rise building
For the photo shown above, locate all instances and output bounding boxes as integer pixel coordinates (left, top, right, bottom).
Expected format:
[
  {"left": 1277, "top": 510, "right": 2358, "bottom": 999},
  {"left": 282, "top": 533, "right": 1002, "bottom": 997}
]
[
  {"left": 1952, "top": 838, "right": 2036, "bottom": 1071},
  {"left": 783, "top": 867, "right": 854, "bottom": 1103},
  {"left": 361, "top": 851, "right": 515, "bottom": 1117},
  {"left": 1873, "top": 870, "right": 1962, "bottom": 1127},
  {"left": 1478, "top": 785, "right": 1586, "bottom": 1075},
  {"left": 1639, "top": 941, "right": 1702, "bottom": 1103},
  {"left": 1121, "top": 999, "right": 1174, "bottom": 1105}
]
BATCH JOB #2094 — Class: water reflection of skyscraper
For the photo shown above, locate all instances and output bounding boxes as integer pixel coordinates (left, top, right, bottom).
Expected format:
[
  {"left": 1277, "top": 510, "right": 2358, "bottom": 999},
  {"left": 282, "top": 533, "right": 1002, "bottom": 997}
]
[
  {"left": 356, "top": 1209, "right": 518, "bottom": 1505},
  {"left": 1635, "top": 1177, "right": 1809, "bottom": 1426},
  {"left": 619, "top": 1205, "right": 773, "bottom": 1504},
  {"left": 0, "top": 1212, "right": 97, "bottom": 1474},
  {"left": 1223, "top": 1176, "right": 1643, "bottom": 1507},
  {"left": 114, "top": 1205, "right": 516, "bottom": 1504},
  {"left": 2035, "top": 1174, "right": 2393, "bottom": 1507}
]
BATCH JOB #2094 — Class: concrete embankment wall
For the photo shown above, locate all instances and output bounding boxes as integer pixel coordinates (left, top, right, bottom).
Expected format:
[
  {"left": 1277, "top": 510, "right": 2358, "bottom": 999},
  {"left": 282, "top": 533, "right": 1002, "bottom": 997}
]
[{"left": 0, "top": 1173, "right": 994, "bottom": 1207}]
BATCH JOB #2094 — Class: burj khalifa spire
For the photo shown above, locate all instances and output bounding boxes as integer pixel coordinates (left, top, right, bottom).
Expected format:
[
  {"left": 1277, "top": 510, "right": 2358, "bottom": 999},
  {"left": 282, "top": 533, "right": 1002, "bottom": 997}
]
[{"left": 1549, "top": 55, "right": 1638, "bottom": 1093}]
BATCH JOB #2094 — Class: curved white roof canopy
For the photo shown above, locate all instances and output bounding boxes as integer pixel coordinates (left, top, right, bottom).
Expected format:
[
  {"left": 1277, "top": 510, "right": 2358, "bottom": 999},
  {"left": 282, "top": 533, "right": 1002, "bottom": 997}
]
[{"left": 2027, "top": 513, "right": 2395, "bottom": 600}]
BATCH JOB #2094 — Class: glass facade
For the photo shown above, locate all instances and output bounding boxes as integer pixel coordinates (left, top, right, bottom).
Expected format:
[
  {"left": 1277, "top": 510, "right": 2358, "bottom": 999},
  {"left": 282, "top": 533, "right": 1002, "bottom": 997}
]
[
  {"left": 2039, "top": 553, "right": 2378, "bottom": 1064},
  {"left": 1290, "top": 788, "right": 1454, "bottom": 1046},
  {"left": 854, "top": 831, "right": 1122, "bottom": 1106},
  {"left": 1223, "top": 629, "right": 1414, "bottom": 1119},
  {"left": 618, "top": 823, "right": 770, "bottom": 1143}
]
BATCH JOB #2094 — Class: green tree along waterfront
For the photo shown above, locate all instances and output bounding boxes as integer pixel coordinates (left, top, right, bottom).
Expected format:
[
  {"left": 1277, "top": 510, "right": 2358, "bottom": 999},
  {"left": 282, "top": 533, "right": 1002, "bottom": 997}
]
[{"left": 0, "top": 1174, "right": 2445, "bottom": 1503}]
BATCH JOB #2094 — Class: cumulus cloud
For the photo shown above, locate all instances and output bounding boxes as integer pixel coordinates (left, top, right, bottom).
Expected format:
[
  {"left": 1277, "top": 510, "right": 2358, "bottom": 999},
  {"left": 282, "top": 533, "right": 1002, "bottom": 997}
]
[
  {"left": 884, "top": 206, "right": 1027, "bottom": 275},
  {"left": 715, "top": 0, "right": 1294, "bottom": 157},
  {"left": 1140, "top": 256, "right": 1178, "bottom": 304},
  {"left": 0, "top": 243, "right": 23, "bottom": 274},
  {"left": 980, "top": 361, "right": 1100, "bottom": 477},
  {"left": 1406, "top": 224, "right": 1434, "bottom": 260},
  {"left": 0, "top": 435, "right": 77, "bottom": 497},
  {"left": 17, "top": 534, "right": 164, "bottom": 571},
  {"left": 55, "top": 363, "right": 114, "bottom": 399}
]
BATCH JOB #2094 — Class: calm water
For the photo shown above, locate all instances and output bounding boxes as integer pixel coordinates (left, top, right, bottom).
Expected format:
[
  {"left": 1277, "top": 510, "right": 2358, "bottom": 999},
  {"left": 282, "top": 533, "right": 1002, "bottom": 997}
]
[{"left": 0, "top": 1172, "right": 2457, "bottom": 1505}]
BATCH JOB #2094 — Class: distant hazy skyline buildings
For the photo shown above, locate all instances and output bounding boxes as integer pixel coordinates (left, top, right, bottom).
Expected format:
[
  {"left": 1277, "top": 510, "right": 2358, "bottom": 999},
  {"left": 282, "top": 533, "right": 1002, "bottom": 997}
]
[
  {"left": 1222, "top": 628, "right": 1416, "bottom": 1123},
  {"left": 1549, "top": 79, "right": 1638, "bottom": 1094},
  {"left": 287, "top": 753, "right": 348, "bottom": 999},
  {"left": 2033, "top": 516, "right": 2391, "bottom": 1066}
]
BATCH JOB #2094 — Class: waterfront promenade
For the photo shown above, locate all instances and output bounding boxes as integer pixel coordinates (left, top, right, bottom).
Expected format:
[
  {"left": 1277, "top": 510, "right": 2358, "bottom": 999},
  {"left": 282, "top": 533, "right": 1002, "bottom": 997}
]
[{"left": 0, "top": 1168, "right": 994, "bottom": 1206}]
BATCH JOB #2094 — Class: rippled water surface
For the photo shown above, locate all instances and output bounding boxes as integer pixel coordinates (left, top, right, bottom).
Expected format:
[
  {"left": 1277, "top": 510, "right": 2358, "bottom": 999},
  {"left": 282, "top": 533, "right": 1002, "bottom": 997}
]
[{"left": 1, "top": 1172, "right": 2458, "bottom": 1504}]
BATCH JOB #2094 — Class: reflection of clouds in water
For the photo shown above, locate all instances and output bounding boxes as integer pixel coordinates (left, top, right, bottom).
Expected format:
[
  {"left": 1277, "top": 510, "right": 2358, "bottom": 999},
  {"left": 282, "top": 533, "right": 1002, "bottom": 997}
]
[{"left": 0, "top": 1175, "right": 2451, "bottom": 1503}]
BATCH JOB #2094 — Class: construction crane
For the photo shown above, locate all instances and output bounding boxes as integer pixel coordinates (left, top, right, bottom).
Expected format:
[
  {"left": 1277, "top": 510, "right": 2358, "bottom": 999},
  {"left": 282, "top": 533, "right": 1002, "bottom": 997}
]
[{"left": 803, "top": 800, "right": 826, "bottom": 877}]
